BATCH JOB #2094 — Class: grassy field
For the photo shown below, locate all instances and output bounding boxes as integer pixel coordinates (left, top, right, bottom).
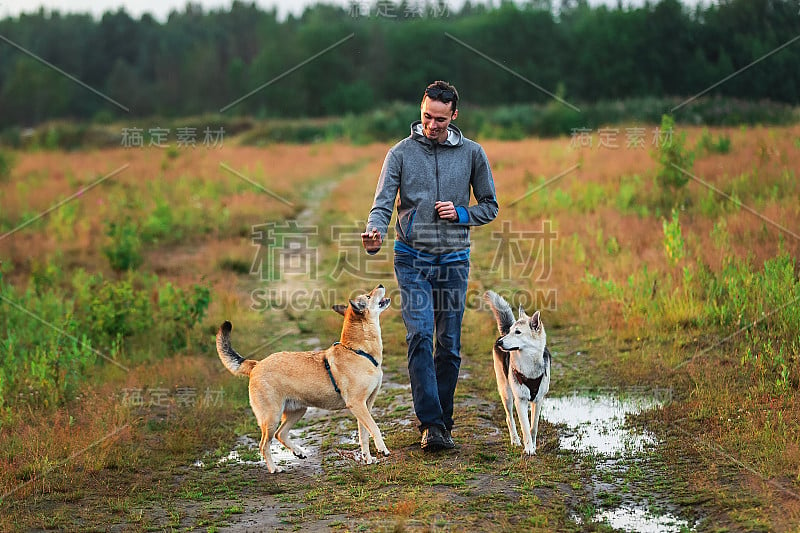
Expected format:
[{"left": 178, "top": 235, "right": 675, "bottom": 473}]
[{"left": 0, "top": 124, "right": 799, "bottom": 531}]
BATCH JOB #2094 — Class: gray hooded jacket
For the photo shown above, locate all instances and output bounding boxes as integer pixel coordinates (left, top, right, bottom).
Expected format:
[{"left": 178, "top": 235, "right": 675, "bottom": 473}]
[{"left": 367, "top": 121, "right": 498, "bottom": 255}]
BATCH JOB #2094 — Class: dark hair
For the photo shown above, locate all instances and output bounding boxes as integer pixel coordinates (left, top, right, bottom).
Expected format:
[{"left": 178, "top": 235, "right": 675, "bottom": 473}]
[{"left": 422, "top": 80, "right": 458, "bottom": 113}]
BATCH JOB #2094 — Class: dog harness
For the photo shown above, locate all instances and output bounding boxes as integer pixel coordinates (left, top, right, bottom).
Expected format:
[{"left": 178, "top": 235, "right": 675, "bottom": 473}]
[
  {"left": 324, "top": 342, "right": 379, "bottom": 396},
  {"left": 513, "top": 369, "right": 545, "bottom": 400},
  {"left": 498, "top": 342, "right": 552, "bottom": 400}
]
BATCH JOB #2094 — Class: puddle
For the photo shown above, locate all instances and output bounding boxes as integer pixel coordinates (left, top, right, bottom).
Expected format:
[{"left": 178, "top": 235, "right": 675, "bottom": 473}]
[
  {"left": 194, "top": 427, "right": 322, "bottom": 472},
  {"left": 339, "top": 431, "right": 359, "bottom": 446},
  {"left": 544, "top": 393, "right": 660, "bottom": 455},
  {"left": 546, "top": 392, "right": 694, "bottom": 532},
  {"left": 217, "top": 436, "right": 263, "bottom": 465},
  {"left": 596, "top": 507, "right": 692, "bottom": 532},
  {"left": 193, "top": 404, "right": 397, "bottom": 472}
]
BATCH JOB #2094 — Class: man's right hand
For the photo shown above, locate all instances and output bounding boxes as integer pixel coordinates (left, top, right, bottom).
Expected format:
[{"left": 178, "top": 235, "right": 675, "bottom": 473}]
[{"left": 361, "top": 228, "right": 382, "bottom": 253}]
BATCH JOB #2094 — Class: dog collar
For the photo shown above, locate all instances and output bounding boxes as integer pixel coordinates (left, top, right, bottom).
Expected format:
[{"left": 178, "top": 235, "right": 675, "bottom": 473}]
[{"left": 332, "top": 342, "right": 379, "bottom": 367}]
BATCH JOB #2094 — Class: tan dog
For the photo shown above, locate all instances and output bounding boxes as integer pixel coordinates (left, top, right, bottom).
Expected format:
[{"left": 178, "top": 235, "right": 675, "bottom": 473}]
[{"left": 216, "top": 284, "right": 391, "bottom": 473}]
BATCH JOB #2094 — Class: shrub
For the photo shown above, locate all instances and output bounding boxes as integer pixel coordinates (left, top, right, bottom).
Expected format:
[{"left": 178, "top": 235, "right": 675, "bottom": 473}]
[
  {"left": 218, "top": 257, "right": 250, "bottom": 274},
  {"left": 0, "top": 266, "right": 213, "bottom": 411},
  {"left": 0, "top": 273, "right": 97, "bottom": 409},
  {"left": 87, "top": 276, "right": 153, "bottom": 349},
  {"left": 141, "top": 201, "right": 179, "bottom": 244},
  {"left": 0, "top": 149, "right": 14, "bottom": 181},
  {"left": 703, "top": 254, "right": 800, "bottom": 395},
  {"left": 654, "top": 114, "right": 695, "bottom": 203},
  {"left": 103, "top": 218, "right": 143, "bottom": 271},
  {"left": 156, "top": 282, "right": 212, "bottom": 350},
  {"left": 697, "top": 128, "right": 732, "bottom": 155}
]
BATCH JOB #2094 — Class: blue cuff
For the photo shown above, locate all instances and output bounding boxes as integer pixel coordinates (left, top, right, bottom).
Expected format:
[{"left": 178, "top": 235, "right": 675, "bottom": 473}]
[{"left": 455, "top": 206, "right": 469, "bottom": 224}]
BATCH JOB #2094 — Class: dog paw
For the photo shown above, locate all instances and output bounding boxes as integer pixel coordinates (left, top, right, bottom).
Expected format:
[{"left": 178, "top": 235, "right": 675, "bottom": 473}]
[
  {"left": 380, "top": 448, "right": 390, "bottom": 457},
  {"left": 363, "top": 456, "right": 377, "bottom": 465},
  {"left": 268, "top": 466, "right": 284, "bottom": 474},
  {"left": 523, "top": 449, "right": 537, "bottom": 456},
  {"left": 511, "top": 438, "right": 522, "bottom": 446}
]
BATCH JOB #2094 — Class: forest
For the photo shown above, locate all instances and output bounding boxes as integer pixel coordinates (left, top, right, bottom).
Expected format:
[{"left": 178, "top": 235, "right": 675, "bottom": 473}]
[{"left": 1, "top": 0, "right": 799, "bottom": 127}]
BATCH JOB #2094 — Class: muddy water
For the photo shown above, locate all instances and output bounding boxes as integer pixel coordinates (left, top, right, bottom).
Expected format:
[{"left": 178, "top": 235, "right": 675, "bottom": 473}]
[
  {"left": 544, "top": 392, "right": 695, "bottom": 532},
  {"left": 194, "top": 416, "right": 324, "bottom": 473},
  {"left": 545, "top": 393, "right": 661, "bottom": 455},
  {"left": 594, "top": 507, "right": 694, "bottom": 532},
  {"left": 193, "top": 376, "right": 695, "bottom": 530}
]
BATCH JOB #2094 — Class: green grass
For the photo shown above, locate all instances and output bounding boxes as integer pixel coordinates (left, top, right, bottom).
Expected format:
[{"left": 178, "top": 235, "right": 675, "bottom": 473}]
[{"left": 3, "top": 128, "right": 800, "bottom": 530}]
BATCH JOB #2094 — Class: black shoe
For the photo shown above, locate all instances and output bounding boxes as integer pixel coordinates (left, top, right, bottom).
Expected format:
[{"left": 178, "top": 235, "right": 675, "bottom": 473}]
[
  {"left": 420, "top": 425, "right": 447, "bottom": 452},
  {"left": 421, "top": 425, "right": 455, "bottom": 452},
  {"left": 443, "top": 428, "right": 455, "bottom": 449}
]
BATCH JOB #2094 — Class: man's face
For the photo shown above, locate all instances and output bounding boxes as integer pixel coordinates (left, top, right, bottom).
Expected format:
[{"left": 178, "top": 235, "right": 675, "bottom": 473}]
[{"left": 420, "top": 96, "right": 457, "bottom": 143}]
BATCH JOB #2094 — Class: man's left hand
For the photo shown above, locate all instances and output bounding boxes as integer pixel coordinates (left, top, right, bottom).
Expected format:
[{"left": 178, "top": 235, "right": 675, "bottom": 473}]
[{"left": 435, "top": 201, "right": 458, "bottom": 221}]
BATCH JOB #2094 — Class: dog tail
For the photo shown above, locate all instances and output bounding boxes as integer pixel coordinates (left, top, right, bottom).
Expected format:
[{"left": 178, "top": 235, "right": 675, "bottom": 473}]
[
  {"left": 484, "top": 291, "right": 515, "bottom": 335},
  {"left": 216, "top": 321, "right": 257, "bottom": 377}
]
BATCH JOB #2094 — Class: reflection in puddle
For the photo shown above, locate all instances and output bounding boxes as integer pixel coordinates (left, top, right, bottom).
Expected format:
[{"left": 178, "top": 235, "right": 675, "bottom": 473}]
[
  {"left": 546, "top": 392, "right": 693, "bottom": 532},
  {"left": 194, "top": 432, "right": 320, "bottom": 472},
  {"left": 597, "top": 507, "right": 692, "bottom": 532},
  {"left": 544, "top": 393, "right": 660, "bottom": 455},
  {"left": 218, "top": 436, "right": 262, "bottom": 465}
]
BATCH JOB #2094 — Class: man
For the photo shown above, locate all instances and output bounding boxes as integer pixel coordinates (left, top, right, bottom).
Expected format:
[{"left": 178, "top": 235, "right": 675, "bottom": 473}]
[{"left": 362, "top": 80, "right": 498, "bottom": 451}]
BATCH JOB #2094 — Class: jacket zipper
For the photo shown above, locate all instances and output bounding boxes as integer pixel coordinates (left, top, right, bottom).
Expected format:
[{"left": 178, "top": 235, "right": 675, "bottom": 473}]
[{"left": 434, "top": 141, "right": 441, "bottom": 250}]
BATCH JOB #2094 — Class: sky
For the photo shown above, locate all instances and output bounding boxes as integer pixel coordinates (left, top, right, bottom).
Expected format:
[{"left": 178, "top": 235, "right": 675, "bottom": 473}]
[
  {"left": 0, "top": 0, "right": 701, "bottom": 22},
  {"left": 11, "top": 0, "right": 436, "bottom": 21}
]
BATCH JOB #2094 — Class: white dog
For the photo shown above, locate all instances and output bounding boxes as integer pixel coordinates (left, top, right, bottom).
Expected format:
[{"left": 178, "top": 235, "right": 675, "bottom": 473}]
[{"left": 484, "top": 291, "right": 551, "bottom": 455}]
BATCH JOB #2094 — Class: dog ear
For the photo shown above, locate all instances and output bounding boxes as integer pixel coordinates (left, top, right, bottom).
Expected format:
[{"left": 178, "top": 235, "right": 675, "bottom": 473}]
[
  {"left": 349, "top": 299, "right": 366, "bottom": 314},
  {"left": 530, "top": 310, "right": 542, "bottom": 331},
  {"left": 332, "top": 304, "right": 347, "bottom": 316},
  {"left": 518, "top": 304, "right": 528, "bottom": 320}
]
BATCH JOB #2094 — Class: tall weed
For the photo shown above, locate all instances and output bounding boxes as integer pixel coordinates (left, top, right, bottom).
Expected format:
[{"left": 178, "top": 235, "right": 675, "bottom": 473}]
[
  {"left": 662, "top": 208, "right": 686, "bottom": 267},
  {"left": 0, "top": 272, "right": 96, "bottom": 410},
  {"left": 641, "top": 250, "right": 798, "bottom": 394},
  {"left": 654, "top": 115, "right": 695, "bottom": 205},
  {"left": 705, "top": 254, "right": 800, "bottom": 395},
  {"left": 0, "top": 267, "right": 212, "bottom": 412}
]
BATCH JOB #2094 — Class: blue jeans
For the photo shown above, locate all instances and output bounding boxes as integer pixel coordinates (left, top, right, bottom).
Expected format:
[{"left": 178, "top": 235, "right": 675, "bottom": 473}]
[{"left": 394, "top": 253, "right": 470, "bottom": 432}]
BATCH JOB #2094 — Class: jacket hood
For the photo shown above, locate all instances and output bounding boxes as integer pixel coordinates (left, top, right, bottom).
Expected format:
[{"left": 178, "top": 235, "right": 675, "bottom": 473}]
[{"left": 410, "top": 120, "right": 464, "bottom": 147}]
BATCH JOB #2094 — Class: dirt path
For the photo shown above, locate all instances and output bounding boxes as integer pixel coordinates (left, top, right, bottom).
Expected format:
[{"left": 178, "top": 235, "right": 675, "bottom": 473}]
[
  {"left": 155, "top": 168, "right": 715, "bottom": 531},
  {"left": 191, "top": 338, "right": 706, "bottom": 532},
  {"left": 176, "top": 165, "right": 538, "bottom": 531}
]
